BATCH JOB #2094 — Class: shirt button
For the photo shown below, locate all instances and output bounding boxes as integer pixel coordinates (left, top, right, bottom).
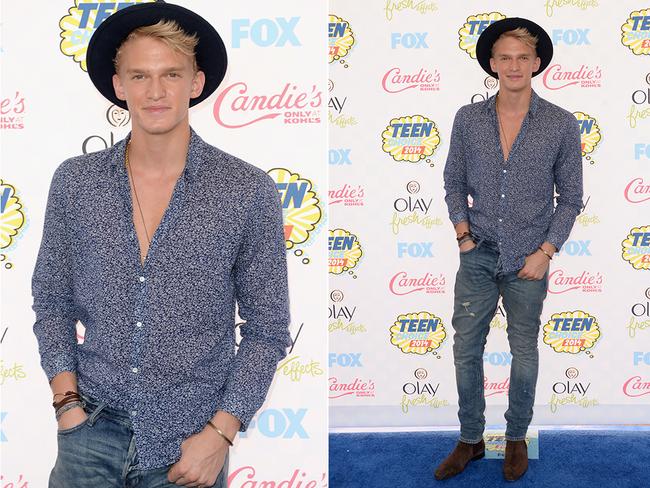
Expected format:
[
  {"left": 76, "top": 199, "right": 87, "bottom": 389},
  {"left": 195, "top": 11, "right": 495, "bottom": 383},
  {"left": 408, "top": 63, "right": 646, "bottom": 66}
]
[
  {"left": 131, "top": 410, "right": 137, "bottom": 417},
  {"left": 129, "top": 232, "right": 134, "bottom": 238},
  {"left": 131, "top": 367, "right": 139, "bottom": 373},
  {"left": 136, "top": 321, "right": 143, "bottom": 328},
  {"left": 503, "top": 169, "right": 507, "bottom": 174},
  {"left": 139, "top": 276, "right": 145, "bottom": 282},
  {"left": 498, "top": 218, "right": 503, "bottom": 222},
  {"left": 501, "top": 194, "right": 505, "bottom": 198}
]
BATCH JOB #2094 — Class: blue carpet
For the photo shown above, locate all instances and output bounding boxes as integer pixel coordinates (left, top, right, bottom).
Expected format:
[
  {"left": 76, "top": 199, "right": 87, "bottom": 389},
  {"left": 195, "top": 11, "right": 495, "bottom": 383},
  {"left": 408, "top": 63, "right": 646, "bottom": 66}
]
[{"left": 329, "top": 430, "right": 650, "bottom": 487}]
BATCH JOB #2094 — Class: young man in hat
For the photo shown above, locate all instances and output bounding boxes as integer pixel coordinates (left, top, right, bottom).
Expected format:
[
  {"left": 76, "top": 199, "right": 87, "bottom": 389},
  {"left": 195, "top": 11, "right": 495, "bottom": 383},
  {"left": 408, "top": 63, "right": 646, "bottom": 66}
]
[
  {"left": 435, "top": 18, "right": 583, "bottom": 481},
  {"left": 32, "top": 3, "right": 290, "bottom": 487}
]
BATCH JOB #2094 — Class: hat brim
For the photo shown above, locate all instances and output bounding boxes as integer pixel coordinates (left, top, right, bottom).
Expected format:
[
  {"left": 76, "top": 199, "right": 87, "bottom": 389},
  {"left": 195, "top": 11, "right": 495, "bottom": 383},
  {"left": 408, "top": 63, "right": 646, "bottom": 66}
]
[
  {"left": 86, "top": 2, "right": 227, "bottom": 110},
  {"left": 475, "top": 17, "right": 553, "bottom": 79}
]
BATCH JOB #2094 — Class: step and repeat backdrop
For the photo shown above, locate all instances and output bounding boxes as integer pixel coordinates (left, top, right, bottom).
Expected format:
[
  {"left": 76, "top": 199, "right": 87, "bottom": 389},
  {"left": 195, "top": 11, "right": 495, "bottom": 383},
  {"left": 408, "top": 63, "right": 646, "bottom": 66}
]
[
  {"left": 1, "top": 1, "right": 327, "bottom": 486},
  {"left": 328, "top": 1, "right": 650, "bottom": 429}
]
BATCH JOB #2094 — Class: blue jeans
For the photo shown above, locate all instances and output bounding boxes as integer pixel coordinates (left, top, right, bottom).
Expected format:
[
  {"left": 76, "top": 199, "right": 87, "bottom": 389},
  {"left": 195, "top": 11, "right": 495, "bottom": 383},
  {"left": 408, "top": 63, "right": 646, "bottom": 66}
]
[
  {"left": 49, "top": 393, "right": 228, "bottom": 488},
  {"left": 452, "top": 239, "right": 548, "bottom": 443}
]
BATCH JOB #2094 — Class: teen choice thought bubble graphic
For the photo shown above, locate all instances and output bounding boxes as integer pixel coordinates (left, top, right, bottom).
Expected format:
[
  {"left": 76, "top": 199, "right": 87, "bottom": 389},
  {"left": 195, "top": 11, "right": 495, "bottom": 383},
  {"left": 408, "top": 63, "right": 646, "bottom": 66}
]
[
  {"left": 573, "top": 111, "right": 601, "bottom": 158},
  {"left": 1, "top": 180, "right": 26, "bottom": 250},
  {"left": 390, "top": 311, "right": 446, "bottom": 354},
  {"left": 267, "top": 168, "right": 322, "bottom": 250},
  {"left": 329, "top": 14, "right": 355, "bottom": 63},
  {"left": 458, "top": 12, "right": 507, "bottom": 59},
  {"left": 622, "top": 225, "right": 650, "bottom": 270},
  {"left": 60, "top": 0, "right": 155, "bottom": 72},
  {"left": 382, "top": 115, "right": 441, "bottom": 163},
  {"left": 328, "top": 228, "right": 362, "bottom": 275},
  {"left": 543, "top": 310, "right": 601, "bottom": 354},
  {"left": 621, "top": 9, "right": 650, "bottom": 56}
]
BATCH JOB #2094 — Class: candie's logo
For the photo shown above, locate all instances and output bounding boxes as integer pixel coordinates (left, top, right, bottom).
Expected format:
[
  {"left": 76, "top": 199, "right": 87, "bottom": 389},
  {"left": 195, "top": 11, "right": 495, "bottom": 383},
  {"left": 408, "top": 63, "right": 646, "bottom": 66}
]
[
  {"left": 381, "top": 115, "right": 440, "bottom": 163},
  {"left": 621, "top": 9, "right": 650, "bottom": 55},
  {"left": 390, "top": 312, "right": 446, "bottom": 355},
  {"left": 382, "top": 67, "right": 441, "bottom": 93},
  {"left": 542, "top": 64, "right": 602, "bottom": 90},
  {"left": 389, "top": 271, "right": 446, "bottom": 295},
  {"left": 328, "top": 229, "right": 362, "bottom": 275},
  {"left": 1, "top": 180, "right": 26, "bottom": 263},
  {"left": 60, "top": 1, "right": 155, "bottom": 71},
  {"left": 547, "top": 269, "right": 604, "bottom": 294},
  {"left": 458, "top": 12, "right": 506, "bottom": 59},
  {"left": 1, "top": 91, "right": 26, "bottom": 130},
  {"left": 622, "top": 225, "right": 650, "bottom": 270},
  {"left": 268, "top": 168, "right": 322, "bottom": 252},
  {"left": 543, "top": 311, "right": 601, "bottom": 355},
  {"left": 624, "top": 177, "right": 650, "bottom": 204},
  {"left": 329, "top": 15, "right": 354, "bottom": 64},
  {"left": 574, "top": 111, "right": 601, "bottom": 163}
]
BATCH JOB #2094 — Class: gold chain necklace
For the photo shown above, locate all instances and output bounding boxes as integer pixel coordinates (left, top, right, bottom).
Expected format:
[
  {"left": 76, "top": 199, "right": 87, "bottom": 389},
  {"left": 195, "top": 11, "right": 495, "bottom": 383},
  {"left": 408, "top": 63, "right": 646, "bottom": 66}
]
[
  {"left": 496, "top": 95, "right": 510, "bottom": 162},
  {"left": 125, "top": 140, "right": 152, "bottom": 245}
]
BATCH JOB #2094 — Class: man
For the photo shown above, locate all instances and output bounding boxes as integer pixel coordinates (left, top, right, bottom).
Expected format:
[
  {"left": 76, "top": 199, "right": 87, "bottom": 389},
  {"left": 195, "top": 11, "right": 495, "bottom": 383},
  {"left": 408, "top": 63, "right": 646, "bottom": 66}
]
[
  {"left": 32, "top": 2, "right": 290, "bottom": 487},
  {"left": 435, "top": 17, "right": 582, "bottom": 481}
]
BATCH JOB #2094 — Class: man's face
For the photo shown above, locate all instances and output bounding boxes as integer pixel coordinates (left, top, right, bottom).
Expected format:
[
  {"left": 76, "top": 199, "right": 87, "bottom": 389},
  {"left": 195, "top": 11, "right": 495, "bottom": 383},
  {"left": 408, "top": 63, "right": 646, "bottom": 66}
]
[
  {"left": 112, "top": 36, "right": 205, "bottom": 136},
  {"left": 489, "top": 35, "right": 540, "bottom": 93}
]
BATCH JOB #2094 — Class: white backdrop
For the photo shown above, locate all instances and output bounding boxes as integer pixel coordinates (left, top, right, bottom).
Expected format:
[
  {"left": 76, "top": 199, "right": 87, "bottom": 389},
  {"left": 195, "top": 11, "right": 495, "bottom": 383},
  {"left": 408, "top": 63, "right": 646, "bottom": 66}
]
[
  {"left": 1, "top": 1, "right": 327, "bottom": 486},
  {"left": 328, "top": 0, "right": 650, "bottom": 430}
]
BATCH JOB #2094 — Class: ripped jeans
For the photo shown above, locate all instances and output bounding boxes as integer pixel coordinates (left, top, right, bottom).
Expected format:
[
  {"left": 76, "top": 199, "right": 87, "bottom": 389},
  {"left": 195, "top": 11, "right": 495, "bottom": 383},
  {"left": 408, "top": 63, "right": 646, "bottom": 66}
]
[{"left": 451, "top": 239, "right": 548, "bottom": 443}]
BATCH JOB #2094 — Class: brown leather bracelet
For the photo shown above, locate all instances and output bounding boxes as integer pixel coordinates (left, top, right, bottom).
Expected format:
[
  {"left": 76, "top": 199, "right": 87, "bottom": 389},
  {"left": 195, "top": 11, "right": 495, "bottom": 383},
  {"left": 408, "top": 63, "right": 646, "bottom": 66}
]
[{"left": 53, "top": 391, "right": 81, "bottom": 410}]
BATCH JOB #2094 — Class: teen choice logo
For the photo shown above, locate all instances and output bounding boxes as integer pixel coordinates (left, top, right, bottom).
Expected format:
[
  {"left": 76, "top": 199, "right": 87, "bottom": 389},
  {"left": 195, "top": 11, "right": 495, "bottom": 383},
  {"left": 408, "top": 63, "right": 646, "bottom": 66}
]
[
  {"left": 573, "top": 111, "right": 601, "bottom": 159},
  {"left": 390, "top": 312, "right": 446, "bottom": 355},
  {"left": 458, "top": 12, "right": 506, "bottom": 59},
  {"left": 60, "top": 0, "right": 155, "bottom": 72},
  {"left": 268, "top": 168, "right": 322, "bottom": 250},
  {"left": 543, "top": 311, "right": 601, "bottom": 354},
  {"left": 381, "top": 115, "right": 441, "bottom": 163},
  {"left": 329, "top": 15, "right": 355, "bottom": 63},
  {"left": 1, "top": 180, "right": 26, "bottom": 252},
  {"left": 621, "top": 9, "right": 650, "bottom": 55},
  {"left": 622, "top": 225, "right": 650, "bottom": 270},
  {"left": 329, "top": 228, "right": 362, "bottom": 275}
]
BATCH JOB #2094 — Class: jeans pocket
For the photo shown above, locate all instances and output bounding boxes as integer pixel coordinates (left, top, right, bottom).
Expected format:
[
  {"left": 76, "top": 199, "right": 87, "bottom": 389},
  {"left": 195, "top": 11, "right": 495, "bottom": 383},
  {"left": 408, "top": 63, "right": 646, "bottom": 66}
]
[
  {"left": 57, "top": 396, "right": 105, "bottom": 435},
  {"left": 459, "top": 244, "right": 478, "bottom": 256},
  {"left": 56, "top": 415, "right": 90, "bottom": 436}
]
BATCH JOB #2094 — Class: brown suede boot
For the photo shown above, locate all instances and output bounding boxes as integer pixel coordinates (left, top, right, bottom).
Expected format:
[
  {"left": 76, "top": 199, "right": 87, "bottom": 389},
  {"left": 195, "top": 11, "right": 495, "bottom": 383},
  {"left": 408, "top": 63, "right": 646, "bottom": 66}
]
[
  {"left": 503, "top": 440, "right": 528, "bottom": 481},
  {"left": 434, "top": 439, "right": 485, "bottom": 480}
]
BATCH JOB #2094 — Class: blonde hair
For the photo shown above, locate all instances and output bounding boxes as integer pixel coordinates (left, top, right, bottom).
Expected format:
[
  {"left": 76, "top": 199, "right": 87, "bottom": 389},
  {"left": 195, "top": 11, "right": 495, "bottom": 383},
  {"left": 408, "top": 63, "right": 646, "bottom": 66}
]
[
  {"left": 113, "top": 19, "right": 199, "bottom": 73},
  {"left": 491, "top": 27, "right": 538, "bottom": 56}
]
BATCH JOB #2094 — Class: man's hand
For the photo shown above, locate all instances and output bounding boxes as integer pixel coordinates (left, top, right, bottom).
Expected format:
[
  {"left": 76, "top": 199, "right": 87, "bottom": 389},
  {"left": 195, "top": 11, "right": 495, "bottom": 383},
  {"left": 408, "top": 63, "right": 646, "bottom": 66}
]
[
  {"left": 167, "top": 427, "right": 229, "bottom": 487},
  {"left": 57, "top": 406, "right": 88, "bottom": 431},
  {"left": 517, "top": 249, "right": 550, "bottom": 280}
]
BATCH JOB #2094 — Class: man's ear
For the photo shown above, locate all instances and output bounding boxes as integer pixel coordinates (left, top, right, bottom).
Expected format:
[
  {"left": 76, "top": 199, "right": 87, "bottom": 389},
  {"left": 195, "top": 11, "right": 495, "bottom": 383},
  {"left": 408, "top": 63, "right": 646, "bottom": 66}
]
[
  {"left": 191, "top": 70, "right": 206, "bottom": 99},
  {"left": 113, "top": 73, "right": 126, "bottom": 101}
]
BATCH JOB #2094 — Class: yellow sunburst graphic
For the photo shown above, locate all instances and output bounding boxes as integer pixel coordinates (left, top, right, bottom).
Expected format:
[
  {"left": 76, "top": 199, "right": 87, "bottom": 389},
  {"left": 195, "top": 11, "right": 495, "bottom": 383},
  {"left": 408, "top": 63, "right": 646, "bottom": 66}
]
[
  {"left": 621, "top": 9, "right": 650, "bottom": 55},
  {"left": 268, "top": 168, "right": 322, "bottom": 250},
  {"left": 382, "top": 115, "right": 441, "bottom": 163},
  {"left": 1, "top": 180, "right": 26, "bottom": 250},
  {"left": 622, "top": 225, "right": 650, "bottom": 271},
  {"left": 458, "top": 12, "right": 506, "bottom": 59},
  {"left": 543, "top": 311, "right": 601, "bottom": 354},
  {"left": 390, "top": 311, "right": 446, "bottom": 355},
  {"left": 60, "top": 0, "right": 155, "bottom": 72},
  {"left": 328, "top": 228, "right": 362, "bottom": 275},
  {"left": 329, "top": 14, "right": 355, "bottom": 63},
  {"left": 573, "top": 112, "right": 601, "bottom": 157}
]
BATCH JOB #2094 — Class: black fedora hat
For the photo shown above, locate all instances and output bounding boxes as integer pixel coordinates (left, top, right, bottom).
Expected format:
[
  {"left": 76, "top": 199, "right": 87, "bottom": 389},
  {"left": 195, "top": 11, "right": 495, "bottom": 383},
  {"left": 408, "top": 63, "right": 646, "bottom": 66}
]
[
  {"left": 86, "top": 0, "right": 227, "bottom": 109},
  {"left": 475, "top": 17, "right": 553, "bottom": 79}
]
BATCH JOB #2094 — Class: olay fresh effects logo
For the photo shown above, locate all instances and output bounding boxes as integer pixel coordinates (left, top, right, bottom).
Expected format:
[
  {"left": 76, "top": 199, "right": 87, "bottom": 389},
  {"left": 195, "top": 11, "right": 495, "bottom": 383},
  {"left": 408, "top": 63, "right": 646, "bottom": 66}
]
[
  {"left": 624, "top": 177, "right": 650, "bottom": 204},
  {"left": 574, "top": 111, "right": 601, "bottom": 164},
  {"left": 484, "top": 376, "right": 510, "bottom": 397},
  {"left": 329, "top": 15, "right": 354, "bottom": 65},
  {"left": 82, "top": 104, "right": 130, "bottom": 154},
  {"left": 329, "top": 289, "right": 366, "bottom": 336},
  {"left": 621, "top": 9, "right": 650, "bottom": 55},
  {"left": 622, "top": 226, "right": 650, "bottom": 270},
  {"left": 389, "top": 271, "right": 446, "bottom": 295},
  {"left": 328, "top": 229, "right": 363, "bottom": 275},
  {"left": 213, "top": 82, "right": 321, "bottom": 128},
  {"left": 627, "top": 288, "right": 650, "bottom": 339},
  {"left": 389, "top": 312, "right": 446, "bottom": 355},
  {"left": 549, "top": 367, "right": 598, "bottom": 413},
  {"left": 384, "top": 0, "right": 438, "bottom": 21},
  {"left": 382, "top": 115, "right": 440, "bottom": 163},
  {"left": 329, "top": 377, "right": 375, "bottom": 399},
  {"left": 551, "top": 29, "right": 591, "bottom": 46},
  {"left": 1, "top": 91, "right": 25, "bottom": 130},
  {"left": 268, "top": 168, "right": 323, "bottom": 255},
  {"left": 390, "top": 181, "right": 442, "bottom": 235},
  {"left": 543, "top": 311, "right": 601, "bottom": 356},
  {"left": 547, "top": 269, "right": 603, "bottom": 294},
  {"left": 542, "top": 64, "right": 602, "bottom": 90},
  {"left": 329, "top": 183, "right": 365, "bottom": 206},
  {"left": 0, "top": 180, "right": 26, "bottom": 270},
  {"left": 622, "top": 376, "right": 650, "bottom": 397},
  {"left": 471, "top": 76, "right": 499, "bottom": 104},
  {"left": 545, "top": 0, "right": 598, "bottom": 17},
  {"left": 576, "top": 195, "right": 600, "bottom": 228},
  {"left": 401, "top": 368, "right": 449, "bottom": 414},
  {"left": 59, "top": 0, "right": 155, "bottom": 71},
  {"left": 382, "top": 67, "right": 441, "bottom": 93},
  {"left": 627, "top": 74, "right": 650, "bottom": 128},
  {"left": 329, "top": 89, "right": 357, "bottom": 129},
  {"left": 491, "top": 300, "right": 508, "bottom": 330},
  {"left": 231, "top": 17, "right": 301, "bottom": 48},
  {"left": 458, "top": 12, "right": 506, "bottom": 59}
]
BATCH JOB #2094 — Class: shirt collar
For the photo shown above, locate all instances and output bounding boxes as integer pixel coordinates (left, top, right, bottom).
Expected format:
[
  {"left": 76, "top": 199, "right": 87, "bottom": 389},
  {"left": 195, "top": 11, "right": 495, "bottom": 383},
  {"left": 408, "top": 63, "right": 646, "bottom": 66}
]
[
  {"left": 486, "top": 89, "right": 540, "bottom": 117},
  {"left": 109, "top": 126, "right": 203, "bottom": 182}
]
